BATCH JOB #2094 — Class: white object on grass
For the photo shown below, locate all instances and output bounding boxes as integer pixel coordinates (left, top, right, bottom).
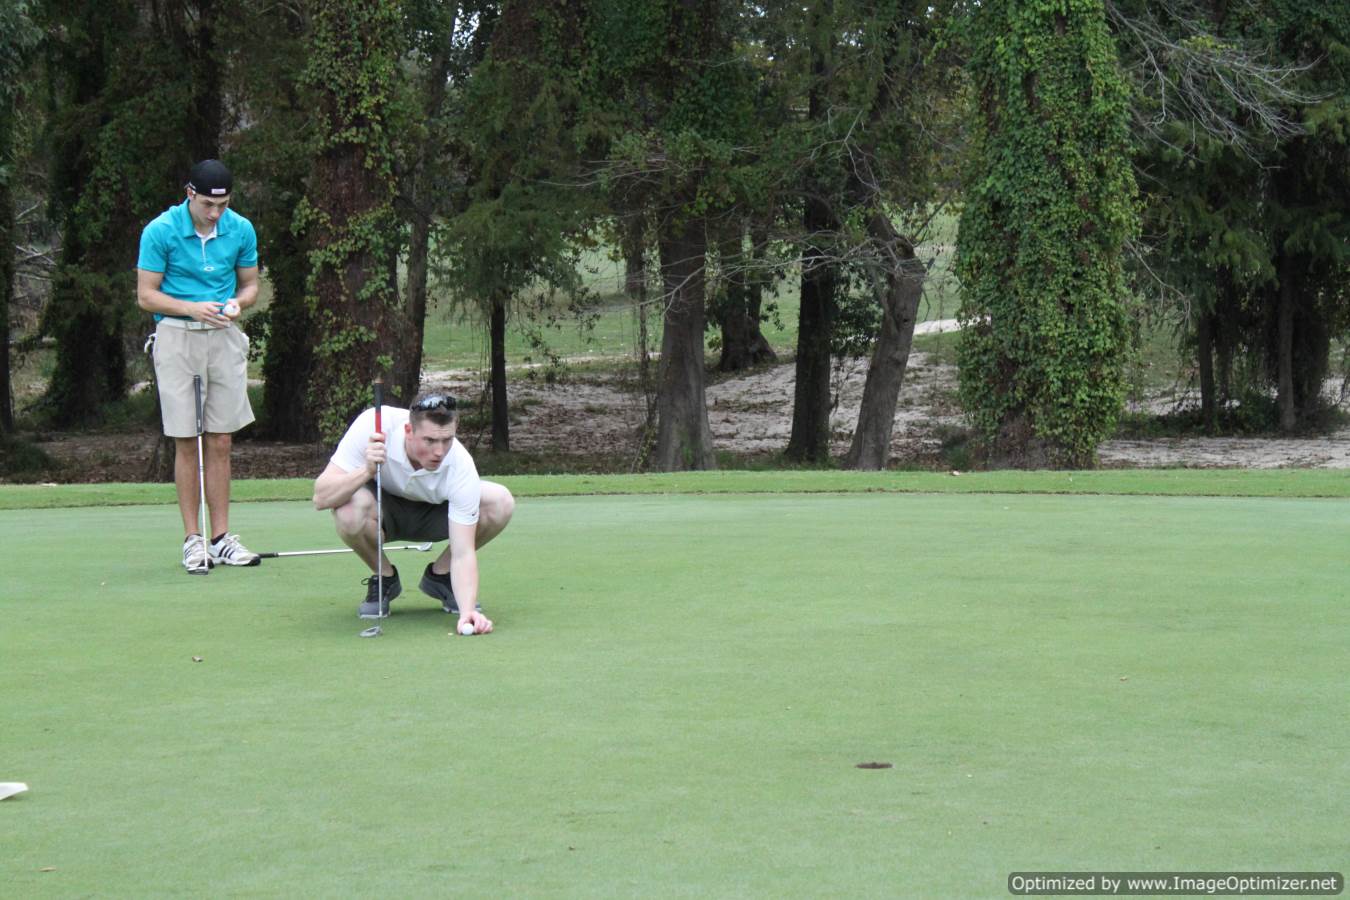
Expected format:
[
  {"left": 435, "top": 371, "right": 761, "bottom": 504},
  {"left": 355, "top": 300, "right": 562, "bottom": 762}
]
[
  {"left": 458, "top": 622, "right": 476, "bottom": 636},
  {"left": 0, "top": 782, "right": 29, "bottom": 800}
]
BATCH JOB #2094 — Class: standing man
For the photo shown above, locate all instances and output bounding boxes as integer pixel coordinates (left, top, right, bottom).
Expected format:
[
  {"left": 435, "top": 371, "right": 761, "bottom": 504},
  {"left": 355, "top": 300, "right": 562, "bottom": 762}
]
[
  {"left": 313, "top": 393, "right": 514, "bottom": 634},
  {"left": 137, "top": 159, "right": 262, "bottom": 573}
]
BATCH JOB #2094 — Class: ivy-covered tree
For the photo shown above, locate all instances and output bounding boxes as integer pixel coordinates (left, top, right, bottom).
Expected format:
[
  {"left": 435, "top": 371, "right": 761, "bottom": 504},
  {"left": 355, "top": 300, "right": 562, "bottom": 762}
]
[
  {"left": 956, "top": 0, "right": 1138, "bottom": 467},
  {"left": 295, "top": 0, "right": 407, "bottom": 440}
]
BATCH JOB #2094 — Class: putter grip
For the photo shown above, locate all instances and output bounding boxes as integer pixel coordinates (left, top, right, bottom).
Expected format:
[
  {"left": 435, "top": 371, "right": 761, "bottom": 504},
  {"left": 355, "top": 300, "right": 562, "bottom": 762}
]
[
  {"left": 193, "top": 375, "right": 204, "bottom": 435},
  {"left": 373, "top": 379, "right": 383, "bottom": 433}
]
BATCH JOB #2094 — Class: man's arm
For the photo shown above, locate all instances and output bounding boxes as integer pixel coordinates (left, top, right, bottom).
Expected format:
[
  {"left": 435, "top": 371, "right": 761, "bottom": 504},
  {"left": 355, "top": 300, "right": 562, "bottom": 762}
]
[
  {"left": 136, "top": 268, "right": 232, "bottom": 327},
  {"left": 313, "top": 430, "right": 384, "bottom": 510},
  {"left": 449, "top": 520, "right": 492, "bottom": 634},
  {"left": 232, "top": 265, "right": 259, "bottom": 312}
]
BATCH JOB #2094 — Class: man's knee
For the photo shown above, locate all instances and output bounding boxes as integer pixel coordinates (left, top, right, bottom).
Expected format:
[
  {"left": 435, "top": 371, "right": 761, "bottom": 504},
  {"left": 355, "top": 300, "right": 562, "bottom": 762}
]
[
  {"left": 482, "top": 485, "right": 515, "bottom": 528},
  {"left": 333, "top": 490, "right": 375, "bottom": 538}
]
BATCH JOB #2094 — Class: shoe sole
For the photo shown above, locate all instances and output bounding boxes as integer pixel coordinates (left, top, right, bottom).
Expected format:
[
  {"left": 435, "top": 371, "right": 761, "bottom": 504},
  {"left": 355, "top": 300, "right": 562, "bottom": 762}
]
[{"left": 210, "top": 556, "right": 261, "bottom": 567}]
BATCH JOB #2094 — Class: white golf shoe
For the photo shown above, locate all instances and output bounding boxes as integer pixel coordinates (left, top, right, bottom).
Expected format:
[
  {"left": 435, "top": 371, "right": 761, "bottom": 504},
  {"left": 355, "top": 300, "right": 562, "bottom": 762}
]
[
  {"left": 208, "top": 533, "right": 261, "bottom": 567},
  {"left": 182, "top": 534, "right": 211, "bottom": 575}
]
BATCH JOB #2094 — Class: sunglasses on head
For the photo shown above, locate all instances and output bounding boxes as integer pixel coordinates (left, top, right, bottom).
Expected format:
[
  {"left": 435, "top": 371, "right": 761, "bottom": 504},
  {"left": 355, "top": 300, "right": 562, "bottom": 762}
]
[{"left": 412, "top": 394, "right": 457, "bottom": 412}]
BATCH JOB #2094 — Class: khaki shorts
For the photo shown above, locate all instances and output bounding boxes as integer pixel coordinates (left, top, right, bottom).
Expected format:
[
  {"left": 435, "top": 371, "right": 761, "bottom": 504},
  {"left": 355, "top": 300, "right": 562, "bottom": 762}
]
[{"left": 152, "top": 321, "right": 256, "bottom": 438}]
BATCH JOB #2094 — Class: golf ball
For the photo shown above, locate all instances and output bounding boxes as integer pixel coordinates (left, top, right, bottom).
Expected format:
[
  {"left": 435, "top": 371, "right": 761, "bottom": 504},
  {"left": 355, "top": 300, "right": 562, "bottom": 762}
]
[
  {"left": 222, "top": 301, "right": 240, "bottom": 318},
  {"left": 458, "top": 622, "right": 476, "bottom": 636}
]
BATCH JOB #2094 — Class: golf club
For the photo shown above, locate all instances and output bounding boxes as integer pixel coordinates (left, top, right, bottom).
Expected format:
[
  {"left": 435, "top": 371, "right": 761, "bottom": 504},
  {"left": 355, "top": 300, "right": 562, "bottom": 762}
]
[
  {"left": 259, "top": 542, "right": 433, "bottom": 559},
  {"left": 360, "top": 378, "right": 386, "bottom": 638},
  {"left": 191, "top": 375, "right": 210, "bottom": 575}
]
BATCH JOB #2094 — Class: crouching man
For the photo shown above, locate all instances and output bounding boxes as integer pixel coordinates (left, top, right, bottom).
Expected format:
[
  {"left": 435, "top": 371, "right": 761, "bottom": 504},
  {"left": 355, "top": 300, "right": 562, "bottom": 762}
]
[{"left": 313, "top": 393, "right": 514, "bottom": 634}]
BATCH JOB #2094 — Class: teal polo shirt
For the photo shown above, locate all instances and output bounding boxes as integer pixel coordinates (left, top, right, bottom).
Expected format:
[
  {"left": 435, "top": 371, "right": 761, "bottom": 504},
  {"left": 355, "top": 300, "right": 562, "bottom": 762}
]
[{"left": 137, "top": 200, "right": 259, "bottom": 320}]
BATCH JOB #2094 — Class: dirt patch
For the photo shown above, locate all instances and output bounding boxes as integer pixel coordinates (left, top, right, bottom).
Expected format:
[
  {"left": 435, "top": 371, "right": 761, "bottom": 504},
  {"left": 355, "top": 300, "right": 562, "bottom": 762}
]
[{"left": 18, "top": 352, "right": 1350, "bottom": 482}]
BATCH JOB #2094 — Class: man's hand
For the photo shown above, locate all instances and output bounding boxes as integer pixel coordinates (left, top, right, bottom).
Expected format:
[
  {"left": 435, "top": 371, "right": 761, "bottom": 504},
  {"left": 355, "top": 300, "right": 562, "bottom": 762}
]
[
  {"left": 458, "top": 610, "right": 493, "bottom": 635},
  {"left": 187, "top": 300, "right": 232, "bottom": 329},
  {"left": 364, "top": 430, "right": 387, "bottom": 477}
]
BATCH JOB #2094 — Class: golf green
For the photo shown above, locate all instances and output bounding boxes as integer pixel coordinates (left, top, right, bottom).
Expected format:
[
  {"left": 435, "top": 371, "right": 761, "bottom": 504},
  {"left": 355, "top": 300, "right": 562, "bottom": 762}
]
[{"left": 2, "top": 491, "right": 1346, "bottom": 896}]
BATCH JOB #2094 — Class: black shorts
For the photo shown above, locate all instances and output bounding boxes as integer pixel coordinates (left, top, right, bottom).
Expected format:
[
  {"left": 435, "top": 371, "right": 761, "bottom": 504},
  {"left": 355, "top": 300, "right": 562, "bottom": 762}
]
[{"left": 362, "top": 483, "right": 449, "bottom": 542}]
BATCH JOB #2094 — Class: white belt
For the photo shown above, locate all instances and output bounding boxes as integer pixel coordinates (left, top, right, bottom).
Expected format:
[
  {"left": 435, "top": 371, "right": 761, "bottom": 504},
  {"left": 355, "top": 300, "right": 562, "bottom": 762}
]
[{"left": 159, "top": 317, "right": 219, "bottom": 332}]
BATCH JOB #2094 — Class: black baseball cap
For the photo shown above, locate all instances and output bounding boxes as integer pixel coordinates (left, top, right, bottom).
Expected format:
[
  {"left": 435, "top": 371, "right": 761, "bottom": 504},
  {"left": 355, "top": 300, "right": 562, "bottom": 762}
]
[{"left": 186, "top": 159, "right": 232, "bottom": 197}]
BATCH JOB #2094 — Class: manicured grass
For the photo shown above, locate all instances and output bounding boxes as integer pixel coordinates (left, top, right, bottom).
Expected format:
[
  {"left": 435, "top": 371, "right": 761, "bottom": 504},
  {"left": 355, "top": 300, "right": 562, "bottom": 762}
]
[
  {"left": 2, "top": 489, "right": 1346, "bottom": 895},
  {"left": 3, "top": 467, "right": 1349, "bottom": 512}
]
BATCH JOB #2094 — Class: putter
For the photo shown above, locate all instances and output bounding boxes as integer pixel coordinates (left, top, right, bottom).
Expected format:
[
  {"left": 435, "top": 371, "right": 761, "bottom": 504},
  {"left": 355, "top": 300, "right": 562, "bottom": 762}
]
[
  {"left": 259, "top": 542, "right": 433, "bottom": 560},
  {"left": 360, "top": 378, "right": 386, "bottom": 638},
  {"left": 191, "top": 375, "right": 210, "bottom": 575}
]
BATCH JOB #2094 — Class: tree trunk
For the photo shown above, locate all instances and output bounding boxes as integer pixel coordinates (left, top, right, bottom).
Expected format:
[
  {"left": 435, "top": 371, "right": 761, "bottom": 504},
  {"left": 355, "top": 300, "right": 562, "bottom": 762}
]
[
  {"left": 490, "top": 295, "right": 509, "bottom": 451},
  {"left": 844, "top": 213, "right": 925, "bottom": 470},
  {"left": 716, "top": 223, "right": 776, "bottom": 372},
  {"left": 1291, "top": 262, "right": 1330, "bottom": 421},
  {"left": 1196, "top": 310, "right": 1216, "bottom": 433},
  {"left": 785, "top": 196, "right": 837, "bottom": 463},
  {"left": 301, "top": 0, "right": 403, "bottom": 441},
  {"left": 653, "top": 216, "right": 716, "bottom": 471},
  {"left": 1275, "top": 250, "right": 1296, "bottom": 432},
  {"left": 395, "top": 213, "right": 432, "bottom": 404},
  {"left": 786, "top": 23, "right": 836, "bottom": 464},
  {"left": 259, "top": 226, "right": 316, "bottom": 440}
]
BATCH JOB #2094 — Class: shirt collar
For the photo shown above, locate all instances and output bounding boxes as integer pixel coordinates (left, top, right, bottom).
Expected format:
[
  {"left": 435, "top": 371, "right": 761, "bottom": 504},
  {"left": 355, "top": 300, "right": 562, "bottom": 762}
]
[{"left": 175, "top": 198, "right": 231, "bottom": 238}]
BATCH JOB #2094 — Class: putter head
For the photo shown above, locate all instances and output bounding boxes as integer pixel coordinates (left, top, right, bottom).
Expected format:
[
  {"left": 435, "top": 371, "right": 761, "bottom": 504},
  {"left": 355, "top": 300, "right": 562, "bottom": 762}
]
[{"left": 359, "top": 625, "right": 383, "bottom": 638}]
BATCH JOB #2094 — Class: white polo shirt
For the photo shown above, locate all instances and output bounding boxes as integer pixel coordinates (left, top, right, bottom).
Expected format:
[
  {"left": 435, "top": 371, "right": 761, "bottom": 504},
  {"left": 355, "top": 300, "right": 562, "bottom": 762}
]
[{"left": 331, "top": 406, "right": 481, "bottom": 526}]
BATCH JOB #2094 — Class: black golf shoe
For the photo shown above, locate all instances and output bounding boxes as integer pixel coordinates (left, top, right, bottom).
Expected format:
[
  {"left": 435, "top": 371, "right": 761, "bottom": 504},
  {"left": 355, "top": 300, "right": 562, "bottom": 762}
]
[
  {"left": 358, "top": 567, "right": 401, "bottom": 619},
  {"left": 419, "top": 563, "right": 481, "bottom": 615},
  {"left": 419, "top": 563, "right": 457, "bottom": 613}
]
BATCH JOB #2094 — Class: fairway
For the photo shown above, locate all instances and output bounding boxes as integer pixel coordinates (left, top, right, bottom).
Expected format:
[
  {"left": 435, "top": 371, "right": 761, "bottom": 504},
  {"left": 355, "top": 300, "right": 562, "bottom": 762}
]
[{"left": 3, "top": 491, "right": 1347, "bottom": 896}]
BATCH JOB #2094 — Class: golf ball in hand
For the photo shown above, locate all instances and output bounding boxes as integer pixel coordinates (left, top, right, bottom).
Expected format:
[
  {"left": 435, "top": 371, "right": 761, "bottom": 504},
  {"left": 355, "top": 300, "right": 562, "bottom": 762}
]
[
  {"left": 222, "top": 301, "right": 240, "bottom": 318},
  {"left": 458, "top": 622, "right": 476, "bottom": 636}
]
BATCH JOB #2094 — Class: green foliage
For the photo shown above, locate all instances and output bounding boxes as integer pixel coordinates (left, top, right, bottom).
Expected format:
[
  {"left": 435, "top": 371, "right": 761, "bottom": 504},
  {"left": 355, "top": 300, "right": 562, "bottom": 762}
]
[
  {"left": 1122, "top": 0, "right": 1350, "bottom": 429},
  {"left": 956, "top": 0, "right": 1138, "bottom": 467},
  {"left": 35, "top": 0, "right": 225, "bottom": 423}
]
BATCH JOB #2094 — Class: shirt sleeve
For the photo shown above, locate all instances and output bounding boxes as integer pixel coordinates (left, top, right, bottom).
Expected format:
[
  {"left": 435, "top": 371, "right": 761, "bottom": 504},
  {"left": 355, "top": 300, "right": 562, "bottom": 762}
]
[
  {"left": 137, "top": 221, "right": 168, "bottom": 273},
  {"left": 236, "top": 219, "right": 259, "bottom": 268},
  {"left": 330, "top": 409, "right": 374, "bottom": 473},
  {"left": 447, "top": 444, "right": 482, "bottom": 526}
]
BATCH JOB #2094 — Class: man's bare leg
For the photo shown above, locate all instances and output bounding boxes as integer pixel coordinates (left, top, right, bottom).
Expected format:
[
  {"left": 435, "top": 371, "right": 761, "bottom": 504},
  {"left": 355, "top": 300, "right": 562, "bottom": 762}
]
[
  {"left": 203, "top": 432, "right": 232, "bottom": 537},
  {"left": 333, "top": 488, "right": 393, "bottom": 576},
  {"left": 174, "top": 437, "right": 202, "bottom": 537}
]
